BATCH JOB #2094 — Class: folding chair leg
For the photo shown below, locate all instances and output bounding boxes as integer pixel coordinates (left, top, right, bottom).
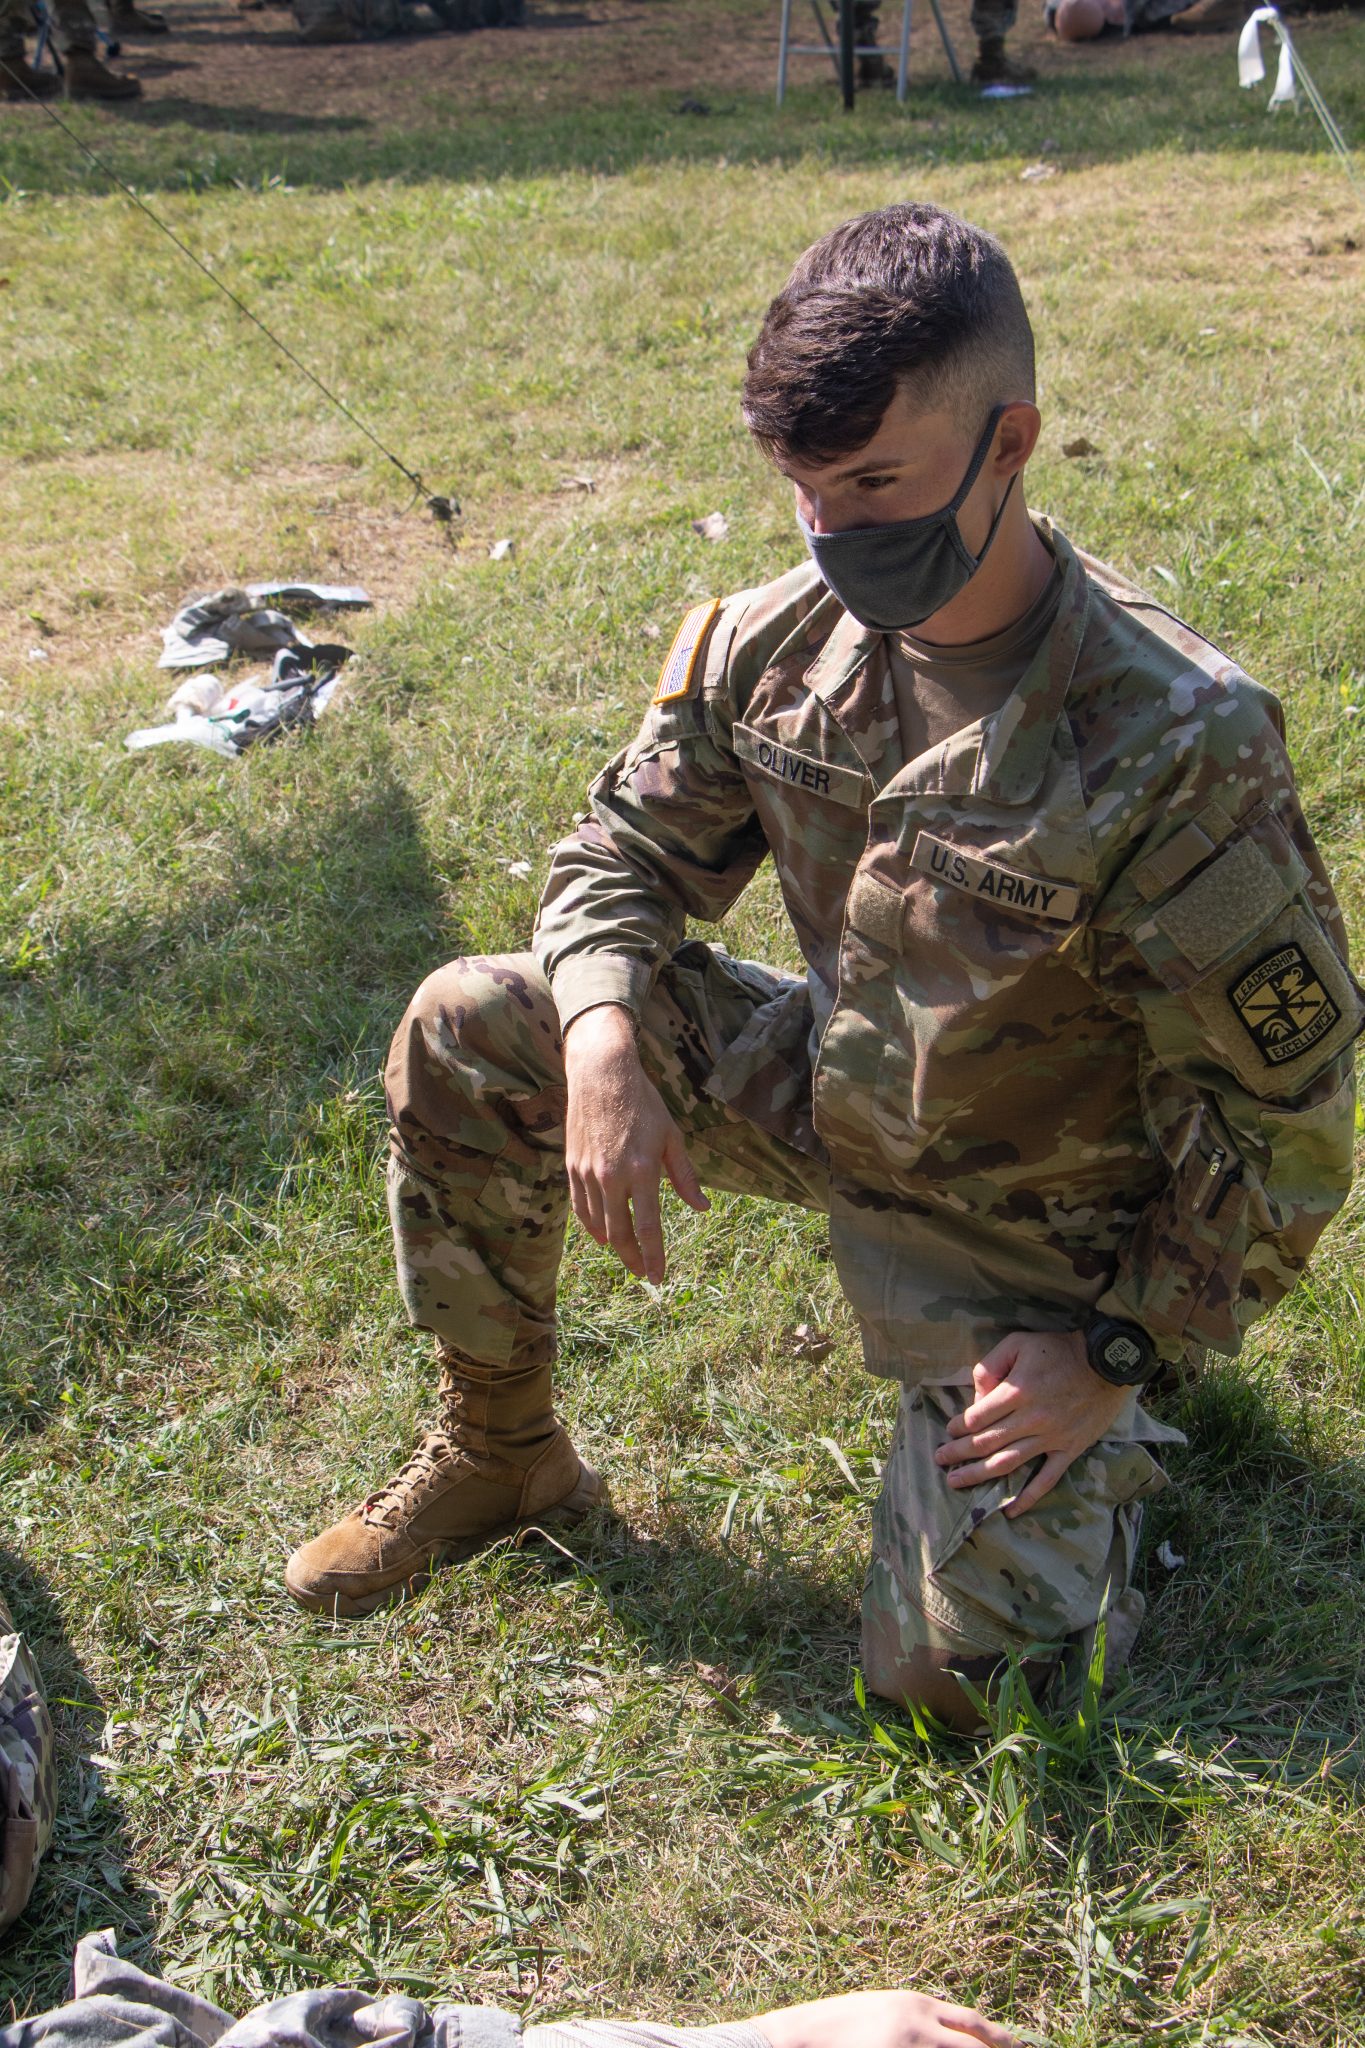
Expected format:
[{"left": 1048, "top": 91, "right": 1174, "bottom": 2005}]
[
  {"left": 927, "top": 0, "right": 962, "bottom": 82},
  {"left": 777, "top": 0, "right": 791, "bottom": 104}
]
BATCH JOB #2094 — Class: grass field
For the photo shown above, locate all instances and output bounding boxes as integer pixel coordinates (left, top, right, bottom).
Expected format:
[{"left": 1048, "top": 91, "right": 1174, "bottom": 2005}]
[{"left": 3, "top": 4, "right": 1365, "bottom": 2040}]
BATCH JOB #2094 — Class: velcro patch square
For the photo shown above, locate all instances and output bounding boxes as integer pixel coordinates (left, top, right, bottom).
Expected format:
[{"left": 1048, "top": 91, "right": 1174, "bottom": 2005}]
[{"left": 1228, "top": 942, "right": 1342, "bottom": 1066}]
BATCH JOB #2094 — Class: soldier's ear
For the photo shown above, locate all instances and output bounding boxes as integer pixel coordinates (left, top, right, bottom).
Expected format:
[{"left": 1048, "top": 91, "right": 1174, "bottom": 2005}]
[{"left": 993, "top": 402, "right": 1042, "bottom": 477}]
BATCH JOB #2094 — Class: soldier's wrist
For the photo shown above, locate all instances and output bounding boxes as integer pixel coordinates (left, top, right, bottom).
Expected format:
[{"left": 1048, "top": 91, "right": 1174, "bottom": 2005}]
[
  {"left": 563, "top": 1002, "right": 640, "bottom": 1059},
  {"left": 1081, "top": 1313, "right": 1159, "bottom": 1387}
]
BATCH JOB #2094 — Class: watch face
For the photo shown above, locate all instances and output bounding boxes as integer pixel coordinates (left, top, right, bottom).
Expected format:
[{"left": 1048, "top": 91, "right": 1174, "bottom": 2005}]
[{"left": 1103, "top": 1332, "right": 1145, "bottom": 1375}]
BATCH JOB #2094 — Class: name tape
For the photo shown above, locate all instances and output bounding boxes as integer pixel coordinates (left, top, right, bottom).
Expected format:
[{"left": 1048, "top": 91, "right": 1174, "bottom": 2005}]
[
  {"left": 733, "top": 722, "right": 866, "bottom": 808},
  {"left": 910, "top": 830, "right": 1080, "bottom": 924}
]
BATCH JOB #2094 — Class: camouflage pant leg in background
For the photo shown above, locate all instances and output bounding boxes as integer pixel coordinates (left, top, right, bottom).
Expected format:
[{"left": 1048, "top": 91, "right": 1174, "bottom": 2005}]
[
  {"left": 384, "top": 941, "right": 828, "bottom": 1373},
  {"left": 52, "top": 0, "right": 99, "bottom": 55},
  {"left": 0, "top": 1592, "right": 57, "bottom": 1936},
  {"left": 862, "top": 1383, "right": 1181, "bottom": 1682},
  {"left": 3, "top": 0, "right": 104, "bottom": 59},
  {"left": 0, "top": 0, "right": 29, "bottom": 59},
  {"left": 968, "top": 0, "right": 1017, "bottom": 37}
]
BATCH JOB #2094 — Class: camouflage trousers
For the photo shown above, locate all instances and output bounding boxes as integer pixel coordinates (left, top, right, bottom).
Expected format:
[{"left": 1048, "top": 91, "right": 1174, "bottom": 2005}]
[
  {"left": 0, "top": 0, "right": 99, "bottom": 57},
  {"left": 386, "top": 943, "right": 1176, "bottom": 1675},
  {"left": 969, "top": 0, "right": 1017, "bottom": 38}
]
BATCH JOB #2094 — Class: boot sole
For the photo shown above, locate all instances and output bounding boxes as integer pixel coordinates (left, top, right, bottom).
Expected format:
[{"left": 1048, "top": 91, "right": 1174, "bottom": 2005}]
[{"left": 284, "top": 1462, "right": 610, "bottom": 1619}]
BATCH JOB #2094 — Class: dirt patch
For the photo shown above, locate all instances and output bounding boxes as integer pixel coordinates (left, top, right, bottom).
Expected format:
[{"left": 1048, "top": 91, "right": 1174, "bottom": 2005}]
[{"left": 0, "top": 448, "right": 454, "bottom": 680}]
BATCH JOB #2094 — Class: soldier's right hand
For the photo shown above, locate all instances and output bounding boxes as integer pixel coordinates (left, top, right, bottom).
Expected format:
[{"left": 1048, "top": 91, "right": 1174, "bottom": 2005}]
[
  {"left": 563, "top": 1004, "right": 709, "bottom": 1284},
  {"left": 754, "top": 1988, "right": 1019, "bottom": 2048}
]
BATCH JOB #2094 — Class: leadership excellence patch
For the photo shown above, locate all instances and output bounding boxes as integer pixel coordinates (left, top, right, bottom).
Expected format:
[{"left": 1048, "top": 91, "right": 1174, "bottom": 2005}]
[
  {"left": 1228, "top": 942, "right": 1342, "bottom": 1066},
  {"left": 653, "top": 598, "right": 720, "bottom": 703}
]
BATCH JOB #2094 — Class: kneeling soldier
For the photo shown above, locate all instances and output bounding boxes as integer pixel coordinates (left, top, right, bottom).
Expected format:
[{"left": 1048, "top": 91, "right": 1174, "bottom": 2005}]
[{"left": 286, "top": 204, "right": 1360, "bottom": 1730}]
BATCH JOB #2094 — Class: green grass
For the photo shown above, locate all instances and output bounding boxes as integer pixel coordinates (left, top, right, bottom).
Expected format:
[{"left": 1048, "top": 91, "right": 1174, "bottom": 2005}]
[{"left": 3, "top": 6, "right": 1365, "bottom": 2041}]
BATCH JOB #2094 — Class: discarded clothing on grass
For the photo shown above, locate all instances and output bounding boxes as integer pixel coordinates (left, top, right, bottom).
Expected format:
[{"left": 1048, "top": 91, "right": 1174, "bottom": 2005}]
[
  {"left": 159, "top": 582, "right": 370, "bottom": 669},
  {"left": 126, "top": 643, "right": 351, "bottom": 759},
  {"left": 0, "top": 1931, "right": 770, "bottom": 2048}
]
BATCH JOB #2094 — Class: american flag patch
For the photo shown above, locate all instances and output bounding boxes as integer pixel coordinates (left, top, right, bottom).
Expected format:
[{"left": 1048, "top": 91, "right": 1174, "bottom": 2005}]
[{"left": 653, "top": 598, "right": 720, "bottom": 703}]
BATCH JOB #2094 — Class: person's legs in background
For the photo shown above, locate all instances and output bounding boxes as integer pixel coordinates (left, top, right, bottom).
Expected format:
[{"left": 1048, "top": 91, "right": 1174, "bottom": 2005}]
[
  {"left": 968, "top": 0, "right": 1036, "bottom": 84},
  {"left": 0, "top": 0, "right": 60, "bottom": 96}
]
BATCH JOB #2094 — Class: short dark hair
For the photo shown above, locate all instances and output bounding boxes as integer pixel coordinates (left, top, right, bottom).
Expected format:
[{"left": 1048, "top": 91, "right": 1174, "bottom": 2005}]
[{"left": 741, "top": 203, "right": 1036, "bottom": 466}]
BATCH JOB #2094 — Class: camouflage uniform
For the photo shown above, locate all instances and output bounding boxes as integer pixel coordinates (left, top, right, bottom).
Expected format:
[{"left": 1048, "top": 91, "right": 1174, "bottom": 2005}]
[
  {"left": 0, "top": 1591, "right": 57, "bottom": 1936},
  {"left": 969, "top": 0, "right": 1016, "bottom": 45},
  {"left": 388, "top": 519, "right": 1359, "bottom": 1672}
]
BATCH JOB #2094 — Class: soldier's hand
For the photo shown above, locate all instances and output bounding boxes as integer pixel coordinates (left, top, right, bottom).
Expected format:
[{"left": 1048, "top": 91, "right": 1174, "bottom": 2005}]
[
  {"left": 563, "top": 1003, "right": 708, "bottom": 1284},
  {"left": 755, "top": 1987, "right": 1018, "bottom": 2048},
  {"left": 933, "top": 1329, "right": 1132, "bottom": 1517}
]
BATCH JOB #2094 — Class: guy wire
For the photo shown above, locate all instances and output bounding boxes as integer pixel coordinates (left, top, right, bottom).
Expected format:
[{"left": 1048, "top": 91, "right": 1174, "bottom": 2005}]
[{"left": 9, "top": 80, "right": 460, "bottom": 524}]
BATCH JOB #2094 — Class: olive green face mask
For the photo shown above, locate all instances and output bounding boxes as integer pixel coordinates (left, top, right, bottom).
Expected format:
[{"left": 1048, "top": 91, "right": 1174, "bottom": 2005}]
[{"left": 798, "top": 406, "right": 1013, "bottom": 634}]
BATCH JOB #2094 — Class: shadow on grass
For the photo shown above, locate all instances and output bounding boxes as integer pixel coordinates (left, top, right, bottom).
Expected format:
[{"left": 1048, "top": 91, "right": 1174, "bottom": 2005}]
[
  {"left": 1134, "top": 1363, "right": 1365, "bottom": 1739},
  {"left": 0, "top": 755, "right": 453, "bottom": 1429},
  {"left": 496, "top": 1353, "right": 1365, "bottom": 1747},
  {"left": 0, "top": 1546, "right": 160, "bottom": 2019},
  {"left": 129, "top": 96, "right": 369, "bottom": 134},
  {"left": 552, "top": 1511, "right": 859, "bottom": 1711}
]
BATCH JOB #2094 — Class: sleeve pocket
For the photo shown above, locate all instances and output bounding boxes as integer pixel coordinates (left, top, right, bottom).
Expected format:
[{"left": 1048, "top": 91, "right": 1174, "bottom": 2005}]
[{"left": 1126, "top": 815, "right": 1365, "bottom": 1099}]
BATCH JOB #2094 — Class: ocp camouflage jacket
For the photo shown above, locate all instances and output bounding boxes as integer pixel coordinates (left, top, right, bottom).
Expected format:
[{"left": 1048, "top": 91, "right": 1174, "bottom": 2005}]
[{"left": 535, "top": 520, "right": 1361, "bottom": 1379}]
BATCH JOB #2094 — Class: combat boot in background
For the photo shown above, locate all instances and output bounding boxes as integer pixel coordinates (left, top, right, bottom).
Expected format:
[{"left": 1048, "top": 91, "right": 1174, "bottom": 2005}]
[
  {"left": 1, "top": 53, "right": 61, "bottom": 95},
  {"left": 284, "top": 1346, "right": 605, "bottom": 1616},
  {"left": 108, "top": 3, "right": 169, "bottom": 30},
  {"left": 64, "top": 47, "right": 142, "bottom": 93},
  {"left": 970, "top": 34, "right": 1037, "bottom": 80}
]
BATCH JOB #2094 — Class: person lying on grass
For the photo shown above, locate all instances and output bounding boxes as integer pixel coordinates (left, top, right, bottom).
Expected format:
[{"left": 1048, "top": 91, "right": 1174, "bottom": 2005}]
[
  {"left": 285, "top": 201, "right": 1359, "bottom": 1734},
  {"left": 2, "top": 1931, "right": 1019, "bottom": 2048}
]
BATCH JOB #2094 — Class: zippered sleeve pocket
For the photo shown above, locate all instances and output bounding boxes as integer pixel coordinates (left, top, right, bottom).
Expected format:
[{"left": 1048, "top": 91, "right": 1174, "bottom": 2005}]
[{"left": 1094, "top": 1121, "right": 1249, "bottom": 1352}]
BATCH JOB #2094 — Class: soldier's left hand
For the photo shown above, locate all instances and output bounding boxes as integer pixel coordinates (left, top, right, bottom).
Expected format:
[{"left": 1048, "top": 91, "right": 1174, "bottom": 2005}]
[{"left": 933, "top": 1330, "right": 1132, "bottom": 1517}]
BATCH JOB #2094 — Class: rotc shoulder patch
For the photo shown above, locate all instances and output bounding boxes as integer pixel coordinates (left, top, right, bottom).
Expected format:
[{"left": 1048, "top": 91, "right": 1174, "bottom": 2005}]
[
  {"left": 1228, "top": 942, "right": 1342, "bottom": 1067},
  {"left": 654, "top": 599, "right": 721, "bottom": 703}
]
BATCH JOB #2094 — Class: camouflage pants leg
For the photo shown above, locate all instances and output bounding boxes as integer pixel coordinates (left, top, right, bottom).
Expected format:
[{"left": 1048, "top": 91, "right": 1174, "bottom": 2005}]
[
  {"left": 969, "top": 0, "right": 1017, "bottom": 37},
  {"left": 861, "top": 1383, "right": 1181, "bottom": 1684},
  {"left": 52, "top": 0, "right": 98, "bottom": 54},
  {"left": 384, "top": 942, "right": 829, "bottom": 1373},
  {"left": 0, "top": 0, "right": 30, "bottom": 61}
]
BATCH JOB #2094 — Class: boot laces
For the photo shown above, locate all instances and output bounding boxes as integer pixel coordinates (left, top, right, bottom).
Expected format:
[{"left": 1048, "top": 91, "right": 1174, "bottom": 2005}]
[{"left": 360, "top": 1430, "right": 465, "bottom": 1528}]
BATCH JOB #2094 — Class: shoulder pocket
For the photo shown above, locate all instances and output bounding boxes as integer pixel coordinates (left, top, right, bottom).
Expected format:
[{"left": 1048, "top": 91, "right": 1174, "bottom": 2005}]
[{"left": 1126, "top": 807, "right": 1365, "bottom": 1098}]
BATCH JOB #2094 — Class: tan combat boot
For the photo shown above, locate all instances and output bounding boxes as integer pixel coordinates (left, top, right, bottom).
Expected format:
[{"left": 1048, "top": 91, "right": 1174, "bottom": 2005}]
[
  {"left": 1, "top": 54, "right": 61, "bottom": 97},
  {"left": 970, "top": 37, "right": 1037, "bottom": 82},
  {"left": 64, "top": 49, "right": 142, "bottom": 96},
  {"left": 284, "top": 1350, "right": 606, "bottom": 1617}
]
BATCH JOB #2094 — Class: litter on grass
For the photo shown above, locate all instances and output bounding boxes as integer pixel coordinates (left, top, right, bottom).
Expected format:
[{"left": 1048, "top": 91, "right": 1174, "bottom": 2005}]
[
  {"left": 159, "top": 582, "right": 370, "bottom": 669},
  {"left": 127, "top": 644, "right": 350, "bottom": 758},
  {"left": 130, "top": 580, "right": 366, "bottom": 758}
]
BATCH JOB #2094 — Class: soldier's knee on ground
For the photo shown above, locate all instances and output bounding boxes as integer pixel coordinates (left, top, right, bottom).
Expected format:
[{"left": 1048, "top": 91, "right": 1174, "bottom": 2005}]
[{"left": 860, "top": 1606, "right": 1057, "bottom": 1734}]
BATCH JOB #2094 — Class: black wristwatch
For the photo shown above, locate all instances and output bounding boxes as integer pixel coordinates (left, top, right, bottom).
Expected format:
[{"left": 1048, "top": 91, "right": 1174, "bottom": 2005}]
[{"left": 1083, "top": 1315, "right": 1158, "bottom": 1387}]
